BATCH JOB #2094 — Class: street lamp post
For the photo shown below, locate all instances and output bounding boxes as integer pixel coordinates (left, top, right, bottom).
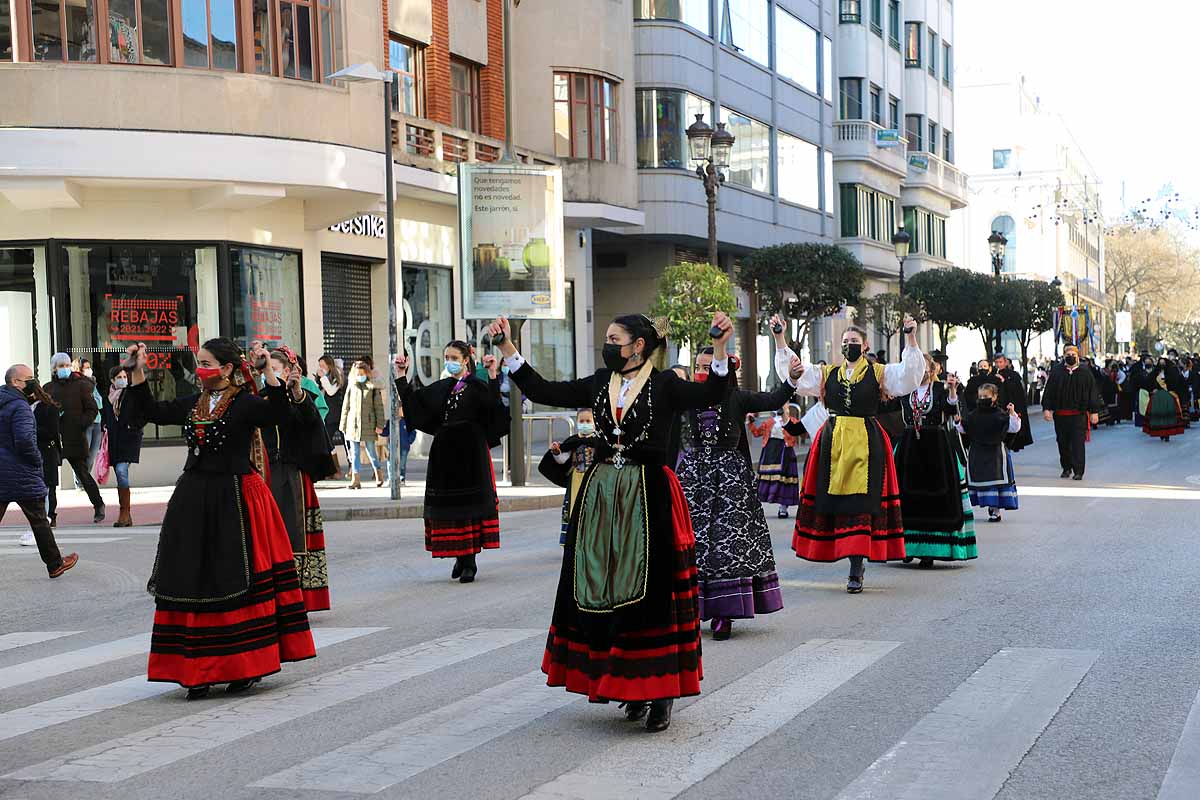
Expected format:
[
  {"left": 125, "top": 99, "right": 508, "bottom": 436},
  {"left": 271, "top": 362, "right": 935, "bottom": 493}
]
[
  {"left": 1050, "top": 276, "right": 1063, "bottom": 358},
  {"left": 891, "top": 228, "right": 911, "bottom": 295},
  {"left": 988, "top": 230, "right": 1007, "bottom": 279},
  {"left": 329, "top": 62, "right": 403, "bottom": 501},
  {"left": 686, "top": 115, "right": 735, "bottom": 269}
]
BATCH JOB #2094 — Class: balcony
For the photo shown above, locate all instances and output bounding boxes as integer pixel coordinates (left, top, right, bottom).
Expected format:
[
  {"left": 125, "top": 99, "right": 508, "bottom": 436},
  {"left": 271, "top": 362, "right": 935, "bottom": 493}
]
[
  {"left": 901, "top": 151, "right": 969, "bottom": 210},
  {"left": 391, "top": 113, "right": 553, "bottom": 175},
  {"left": 832, "top": 121, "right": 909, "bottom": 179}
]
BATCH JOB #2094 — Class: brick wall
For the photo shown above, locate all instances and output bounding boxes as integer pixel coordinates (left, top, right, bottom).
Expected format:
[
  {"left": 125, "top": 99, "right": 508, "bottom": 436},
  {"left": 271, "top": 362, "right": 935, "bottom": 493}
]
[
  {"left": 426, "top": 0, "right": 454, "bottom": 126},
  {"left": 479, "top": 0, "right": 506, "bottom": 141}
]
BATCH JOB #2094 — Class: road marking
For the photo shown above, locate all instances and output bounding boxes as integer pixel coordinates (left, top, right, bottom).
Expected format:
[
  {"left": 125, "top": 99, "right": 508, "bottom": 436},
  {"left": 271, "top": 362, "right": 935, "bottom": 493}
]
[
  {"left": 0, "top": 634, "right": 149, "bottom": 692},
  {"left": 521, "top": 639, "right": 900, "bottom": 800},
  {"left": 833, "top": 647, "right": 1098, "bottom": 800},
  {"left": 0, "top": 627, "right": 387, "bottom": 744},
  {"left": 253, "top": 670, "right": 580, "bottom": 793},
  {"left": 0, "top": 632, "right": 81, "bottom": 653},
  {"left": 1020, "top": 486, "right": 1200, "bottom": 501},
  {"left": 4, "top": 627, "right": 540, "bottom": 784},
  {"left": 1157, "top": 688, "right": 1200, "bottom": 800},
  {"left": 0, "top": 537, "right": 130, "bottom": 554}
]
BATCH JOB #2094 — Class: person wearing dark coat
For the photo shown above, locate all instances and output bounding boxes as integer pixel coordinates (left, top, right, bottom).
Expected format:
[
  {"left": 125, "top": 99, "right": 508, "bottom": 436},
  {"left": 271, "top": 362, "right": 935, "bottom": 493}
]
[
  {"left": 993, "top": 355, "right": 1033, "bottom": 450},
  {"left": 1040, "top": 345, "right": 1104, "bottom": 480},
  {"left": 31, "top": 384, "right": 63, "bottom": 529},
  {"left": 44, "top": 352, "right": 106, "bottom": 523},
  {"left": 103, "top": 366, "right": 144, "bottom": 527},
  {"left": 1, "top": 364, "right": 78, "bottom": 577}
]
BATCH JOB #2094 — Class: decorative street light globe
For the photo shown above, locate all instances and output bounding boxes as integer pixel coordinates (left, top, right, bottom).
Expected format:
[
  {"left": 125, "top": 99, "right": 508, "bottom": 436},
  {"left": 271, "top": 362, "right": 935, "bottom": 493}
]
[
  {"left": 711, "top": 122, "right": 735, "bottom": 169},
  {"left": 891, "top": 227, "right": 911, "bottom": 261},
  {"left": 988, "top": 229, "right": 1007, "bottom": 261},
  {"left": 686, "top": 114, "right": 713, "bottom": 165}
]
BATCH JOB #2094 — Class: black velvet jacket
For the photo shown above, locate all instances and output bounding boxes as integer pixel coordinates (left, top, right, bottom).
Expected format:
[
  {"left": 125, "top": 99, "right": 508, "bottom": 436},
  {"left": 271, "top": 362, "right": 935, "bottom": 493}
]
[{"left": 395, "top": 374, "right": 510, "bottom": 448}]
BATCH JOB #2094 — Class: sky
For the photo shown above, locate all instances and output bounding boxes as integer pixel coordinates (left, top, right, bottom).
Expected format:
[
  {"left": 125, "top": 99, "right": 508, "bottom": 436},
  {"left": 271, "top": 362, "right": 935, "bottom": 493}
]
[{"left": 955, "top": 1, "right": 1200, "bottom": 221}]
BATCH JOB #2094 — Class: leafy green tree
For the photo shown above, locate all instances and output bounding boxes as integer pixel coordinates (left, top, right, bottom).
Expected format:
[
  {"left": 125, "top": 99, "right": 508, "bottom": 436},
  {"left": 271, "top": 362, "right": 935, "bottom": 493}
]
[
  {"left": 649, "top": 261, "right": 737, "bottom": 355},
  {"left": 1002, "top": 279, "right": 1065, "bottom": 369},
  {"left": 904, "top": 267, "right": 987, "bottom": 349},
  {"left": 737, "top": 243, "right": 865, "bottom": 352}
]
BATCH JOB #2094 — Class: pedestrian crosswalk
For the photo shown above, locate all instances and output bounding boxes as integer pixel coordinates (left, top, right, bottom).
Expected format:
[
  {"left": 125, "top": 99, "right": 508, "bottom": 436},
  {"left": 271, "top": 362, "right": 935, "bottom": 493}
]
[{"left": 0, "top": 627, "right": 1195, "bottom": 799}]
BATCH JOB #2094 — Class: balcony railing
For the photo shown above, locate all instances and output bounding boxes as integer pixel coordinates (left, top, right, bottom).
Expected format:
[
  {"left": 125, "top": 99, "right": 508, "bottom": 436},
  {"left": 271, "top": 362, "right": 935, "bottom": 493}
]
[
  {"left": 390, "top": 112, "right": 554, "bottom": 175},
  {"left": 833, "top": 120, "right": 909, "bottom": 177},
  {"left": 903, "top": 150, "right": 969, "bottom": 208}
]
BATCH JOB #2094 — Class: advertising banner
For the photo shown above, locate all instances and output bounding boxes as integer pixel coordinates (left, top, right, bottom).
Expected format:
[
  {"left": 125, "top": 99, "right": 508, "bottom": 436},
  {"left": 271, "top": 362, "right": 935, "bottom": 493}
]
[
  {"left": 106, "top": 294, "right": 185, "bottom": 344},
  {"left": 875, "top": 128, "right": 901, "bottom": 147},
  {"left": 459, "top": 164, "right": 566, "bottom": 320},
  {"left": 1115, "top": 311, "right": 1133, "bottom": 343}
]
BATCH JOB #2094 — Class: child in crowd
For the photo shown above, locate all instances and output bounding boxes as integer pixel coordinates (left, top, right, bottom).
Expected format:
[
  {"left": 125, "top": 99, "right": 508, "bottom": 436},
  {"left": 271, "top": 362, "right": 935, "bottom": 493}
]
[
  {"left": 539, "top": 408, "right": 600, "bottom": 545},
  {"left": 748, "top": 403, "right": 801, "bottom": 518},
  {"left": 956, "top": 382, "right": 1021, "bottom": 522}
]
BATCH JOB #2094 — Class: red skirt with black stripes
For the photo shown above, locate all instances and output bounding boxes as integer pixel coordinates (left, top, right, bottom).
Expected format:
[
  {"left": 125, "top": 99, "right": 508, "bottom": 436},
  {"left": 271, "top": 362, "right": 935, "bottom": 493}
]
[
  {"left": 147, "top": 473, "right": 316, "bottom": 689},
  {"left": 542, "top": 466, "right": 702, "bottom": 702},
  {"left": 424, "top": 452, "right": 501, "bottom": 557}
]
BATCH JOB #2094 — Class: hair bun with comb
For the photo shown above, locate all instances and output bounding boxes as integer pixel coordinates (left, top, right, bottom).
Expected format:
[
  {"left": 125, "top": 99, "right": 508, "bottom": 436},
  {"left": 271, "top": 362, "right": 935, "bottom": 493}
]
[{"left": 651, "top": 316, "right": 670, "bottom": 340}]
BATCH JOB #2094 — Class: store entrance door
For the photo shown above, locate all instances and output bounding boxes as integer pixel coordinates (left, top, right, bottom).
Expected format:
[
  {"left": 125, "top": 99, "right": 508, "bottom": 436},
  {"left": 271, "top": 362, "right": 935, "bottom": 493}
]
[
  {"left": 321, "top": 255, "right": 376, "bottom": 367},
  {"left": 0, "top": 248, "right": 38, "bottom": 374}
]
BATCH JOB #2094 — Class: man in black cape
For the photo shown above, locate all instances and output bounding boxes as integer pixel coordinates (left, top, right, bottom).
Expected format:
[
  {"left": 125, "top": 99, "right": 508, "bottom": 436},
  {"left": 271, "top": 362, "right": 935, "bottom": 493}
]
[{"left": 993, "top": 353, "right": 1033, "bottom": 450}]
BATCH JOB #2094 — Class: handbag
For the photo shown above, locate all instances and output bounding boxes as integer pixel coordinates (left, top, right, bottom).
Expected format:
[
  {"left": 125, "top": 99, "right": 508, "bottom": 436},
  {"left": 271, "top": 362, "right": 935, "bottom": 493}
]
[{"left": 92, "top": 429, "right": 111, "bottom": 485}]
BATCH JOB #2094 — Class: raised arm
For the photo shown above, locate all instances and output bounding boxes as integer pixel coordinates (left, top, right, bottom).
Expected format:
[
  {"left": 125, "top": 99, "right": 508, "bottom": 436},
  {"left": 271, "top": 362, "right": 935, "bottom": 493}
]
[
  {"left": 738, "top": 381, "right": 796, "bottom": 415},
  {"left": 881, "top": 316, "right": 924, "bottom": 396}
]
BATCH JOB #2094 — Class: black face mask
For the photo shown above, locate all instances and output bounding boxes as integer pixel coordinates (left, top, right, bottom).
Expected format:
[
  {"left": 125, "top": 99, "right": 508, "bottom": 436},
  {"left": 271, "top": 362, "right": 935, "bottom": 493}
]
[
  {"left": 21, "top": 382, "right": 36, "bottom": 399},
  {"left": 602, "top": 343, "right": 632, "bottom": 373},
  {"left": 842, "top": 343, "right": 863, "bottom": 362},
  {"left": 978, "top": 397, "right": 994, "bottom": 409},
  {"left": 1064, "top": 355, "right": 1078, "bottom": 366}
]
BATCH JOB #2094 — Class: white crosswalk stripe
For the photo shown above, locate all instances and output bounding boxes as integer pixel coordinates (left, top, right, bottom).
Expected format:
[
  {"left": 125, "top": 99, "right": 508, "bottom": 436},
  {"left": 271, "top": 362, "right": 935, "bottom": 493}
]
[
  {"left": 3, "top": 627, "right": 539, "bottom": 784},
  {"left": 520, "top": 639, "right": 901, "bottom": 800},
  {"left": 0, "top": 538, "right": 130, "bottom": 554},
  {"left": 0, "top": 632, "right": 81, "bottom": 653},
  {"left": 0, "top": 627, "right": 386, "bottom": 744},
  {"left": 1157, "top": 688, "right": 1200, "bottom": 800},
  {"left": 833, "top": 647, "right": 1099, "bottom": 800},
  {"left": 0, "top": 634, "right": 149, "bottom": 692},
  {"left": 253, "top": 670, "right": 580, "bottom": 794}
]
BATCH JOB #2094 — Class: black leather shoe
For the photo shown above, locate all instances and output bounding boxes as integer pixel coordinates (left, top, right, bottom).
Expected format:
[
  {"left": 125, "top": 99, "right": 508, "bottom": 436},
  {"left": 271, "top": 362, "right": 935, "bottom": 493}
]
[
  {"left": 712, "top": 618, "right": 732, "bottom": 641},
  {"left": 846, "top": 575, "right": 864, "bottom": 594},
  {"left": 186, "top": 686, "right": 211, "bottom": 701},
  {"left": 1060, "top": 469, "right": 1072, "bottom": 479},
  {"left": 459, "top": 554, "right": 477, "bottom": 583},
  {"left": 93, "top": 503, "right": 106, "bottom": 524},
  {"left": 451, "top": 557, "right": 464, "bottom": 580},
  {"left": 919, "top": 558, "right": 934, "bottom": 569},
  {"left": 645, "top": 699, "right": 673, "bottom": 732},
  {"left": 226, "top": 677, "right": 261, "bottom": 695},
  {"left": 619, "top": 701, "right": 649, "bottom": 722},
  {"left": 1072, "top": 473, "right": 1084, "bottom": 481}
]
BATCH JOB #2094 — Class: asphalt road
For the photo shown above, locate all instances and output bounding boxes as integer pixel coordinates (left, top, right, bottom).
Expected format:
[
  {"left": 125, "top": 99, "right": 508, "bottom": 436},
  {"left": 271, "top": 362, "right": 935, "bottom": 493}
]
[{"left": 2, "top": 416, "right": 1200, "bottom": 800}]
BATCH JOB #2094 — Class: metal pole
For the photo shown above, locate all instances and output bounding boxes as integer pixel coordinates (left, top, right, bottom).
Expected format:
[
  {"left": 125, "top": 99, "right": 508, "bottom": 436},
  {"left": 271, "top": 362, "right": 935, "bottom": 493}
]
[
  {"left": 508, "top": 318, "right": 527, "bottom": 486},
  {"left": 706, "top": 165, "right": 718, "bottom": 268},
  {"left": 502, "top": 0, "right": 514, "bottom": 162},
  {"left": 383, "top": 75, "right": 402, "bottom": 501}
]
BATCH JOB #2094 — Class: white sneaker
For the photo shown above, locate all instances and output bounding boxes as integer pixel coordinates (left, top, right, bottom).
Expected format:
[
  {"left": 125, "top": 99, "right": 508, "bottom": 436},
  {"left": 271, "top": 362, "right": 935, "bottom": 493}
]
[{"left": 19, "top": 531, "right": 35, "bottom": 547}]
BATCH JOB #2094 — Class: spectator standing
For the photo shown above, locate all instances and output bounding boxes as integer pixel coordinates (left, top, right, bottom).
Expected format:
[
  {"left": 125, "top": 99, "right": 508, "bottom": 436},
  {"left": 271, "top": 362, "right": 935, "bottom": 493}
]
[
  {"left": 45, "top": 352, "right": 106, "bottom": 522},
  {"left": 339, "top": 360, "right": 385, "bottom": 489},
  {"left": 1, "top": 364, "right": 78, "bottom": 577},
  {"left": 102, "top": 366, "right": 144, "bottom": 527}
]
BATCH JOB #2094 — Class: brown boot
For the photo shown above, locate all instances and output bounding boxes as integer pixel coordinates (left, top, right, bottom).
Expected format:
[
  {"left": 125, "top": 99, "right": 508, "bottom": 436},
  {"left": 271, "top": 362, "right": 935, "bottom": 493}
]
[
  {"left": 374, "top": 467, "right": 384, "bottom": 488},
  {"left": 349, "top": 472, "right": 362, "bottom": 490},
  {"left": 113, "top": 486, "right": 133, "bottom": 528}
]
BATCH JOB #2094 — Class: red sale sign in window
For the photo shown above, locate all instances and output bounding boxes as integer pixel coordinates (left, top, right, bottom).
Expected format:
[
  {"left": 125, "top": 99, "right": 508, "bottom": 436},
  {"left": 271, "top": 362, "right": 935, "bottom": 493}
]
[{"left": 107, "top": 294, "right": 185, "bottom": 343}]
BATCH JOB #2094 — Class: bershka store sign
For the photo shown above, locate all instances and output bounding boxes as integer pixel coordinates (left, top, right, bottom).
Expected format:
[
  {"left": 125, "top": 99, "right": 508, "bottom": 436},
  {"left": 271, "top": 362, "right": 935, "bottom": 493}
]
[{"left": 329, "top": 214, "right": 386, "bottom": 238}]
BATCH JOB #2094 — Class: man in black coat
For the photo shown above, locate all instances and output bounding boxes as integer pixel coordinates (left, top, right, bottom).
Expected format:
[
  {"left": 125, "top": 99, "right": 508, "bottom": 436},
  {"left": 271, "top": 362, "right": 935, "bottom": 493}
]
[
  {"left": 994, "top": 354, "right": 1033, "bottom": 450},
  {"left": 1041, "top": 345, "right": 1105, "bottom": 480},
  {"left": 1, "top": 365, "right": 78, "bottom": 578}
]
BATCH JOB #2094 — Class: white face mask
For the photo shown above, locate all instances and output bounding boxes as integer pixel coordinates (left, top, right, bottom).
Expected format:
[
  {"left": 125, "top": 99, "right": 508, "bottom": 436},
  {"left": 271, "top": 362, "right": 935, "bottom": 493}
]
[
  {"left": 83, "top": 368, "right": 93, "bottom": 378},
  {"left": 113, "top": 378, "right": 128, "bottom": 389}
]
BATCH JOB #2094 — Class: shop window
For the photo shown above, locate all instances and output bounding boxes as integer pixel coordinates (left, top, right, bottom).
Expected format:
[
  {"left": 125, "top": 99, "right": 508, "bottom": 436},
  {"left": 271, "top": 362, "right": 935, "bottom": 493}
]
[
  {"left": 389, "top": 35, "right": 424, "bottom": 116},
  {"left": 553, "top": 72, "right": 620, "bottom": 162},
  {"left": 320, "top": 256, "right": 374, "bottom": 371},
  {"left": 636, "top": 88, "right": 710, "bottom": 169},
  {"left": 31, "top": 0, "right": 99, "bottom": 62},
  {"left": 402, "top": 264, "right": 454, "bottom": 387},
  {"left": 59, "top": 242, "right": 219, "bottom": 441},
  {"left": 230, "top": 246, "right": 303, "bottom": 352},
  {"left": 181, "top": 0, "right": 238, "bottom": 70},
  {"left": 451, "top": 57, "right": 481, "bottom": 133}
]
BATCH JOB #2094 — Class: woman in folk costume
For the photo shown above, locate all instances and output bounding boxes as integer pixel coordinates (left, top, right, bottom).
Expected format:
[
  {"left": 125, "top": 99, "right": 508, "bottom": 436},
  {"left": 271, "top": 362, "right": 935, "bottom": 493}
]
[
  {"left": 956, "top": 382, "right": 1021, "bottom": 522},
  {"left": 886, "top": 357, "right": 976, "bottom": 567},
  {"left": 1143, "top": 356, "right": 1187, "bottom": 442},
  {"left": 675, "top": 348, "right": 793, "bottom": 641},
  {"left": 262, "top": 347, "right": 336, "bottom": 613},
  {"left": 489, "top": 311, "right": 736, "bottom": 733},
  {"left": 748, "top": 402, "right": 801, "bottom": 519},
  {"left": 119, "top": 340, "right": 315, "bottom": 699},
  {"left": 393, "top": 340, "right": 509, "bottom": 583},
  {"left": 770, "top": 313, "right": 925, "bottom": 594}
]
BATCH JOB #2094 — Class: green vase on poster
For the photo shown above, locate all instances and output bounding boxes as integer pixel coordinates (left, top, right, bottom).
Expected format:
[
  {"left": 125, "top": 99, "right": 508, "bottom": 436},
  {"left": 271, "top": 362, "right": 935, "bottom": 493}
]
[{"left": 523, "top": 238, "right": 550, "bottom": 269}]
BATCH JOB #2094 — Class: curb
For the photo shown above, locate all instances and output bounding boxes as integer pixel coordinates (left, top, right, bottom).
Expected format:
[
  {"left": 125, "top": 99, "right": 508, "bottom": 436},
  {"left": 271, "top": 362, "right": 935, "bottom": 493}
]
[{"left": 321, "top": 493, "right": 564, "bottom": 522}]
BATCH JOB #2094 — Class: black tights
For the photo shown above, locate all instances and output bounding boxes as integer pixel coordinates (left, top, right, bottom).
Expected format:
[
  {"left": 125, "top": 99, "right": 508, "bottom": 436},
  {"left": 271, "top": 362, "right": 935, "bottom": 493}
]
[{"left": 849, "top": 556, "right": 865, "bottom": 578}]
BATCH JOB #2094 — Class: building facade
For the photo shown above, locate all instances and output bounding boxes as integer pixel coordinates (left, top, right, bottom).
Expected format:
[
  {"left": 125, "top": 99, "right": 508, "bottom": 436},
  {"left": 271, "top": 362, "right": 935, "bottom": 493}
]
[
  {"left": 948, "top": 72, "right": 1105, "bottom": 369},
  {"left": 830, "top": 0, "right": 966, "bottom": 356}
]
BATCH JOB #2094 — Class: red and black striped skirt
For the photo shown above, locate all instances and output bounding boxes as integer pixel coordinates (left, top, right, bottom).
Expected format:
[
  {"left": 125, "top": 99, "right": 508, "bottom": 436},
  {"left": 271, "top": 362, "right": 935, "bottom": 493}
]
[
  {"left": 148, "top": 473, "right": 316, "bottom": 688},
  {"left": 298, "top": 474, "right": 330, "bottom": 612},
  {"left": 424, "top": 449, "right": 501, "bottom": 558},
  {"left": 542, "top": 466, "right": 703, "bottom": 702}
]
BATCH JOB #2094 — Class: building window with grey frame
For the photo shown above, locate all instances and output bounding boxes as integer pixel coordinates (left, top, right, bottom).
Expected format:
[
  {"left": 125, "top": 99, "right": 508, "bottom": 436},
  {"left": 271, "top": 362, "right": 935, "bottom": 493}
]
[
  {"left": 839, "top": 77, "right": 863, "bottom": 120},
  {"left": 905, "top": 21, "right": 921, "bottom": 67},
  {"left": 887, "top": 0, "right": 900, "bottom": 49},
  {"left": 888, "top": 95, "right": 899, "bottom": 130},
  {"left": 993, "top": 148, "right": 1012, "bottom": 169},
  {"left": 869, "top": 0, "right": 881, "bottom": 34},
  {"left": 775, "top": 7, "right": 818, "bottom": 94},
  {"left": 839, "top": 0, "right": 861, "bottom": 23},
  {"left": 928, "top": 30, "right": 937, "bottom": 76},
  {"left": 943, "top": 130, "right": 953, "bottom": 163},
  {"left": 869, "top": 84, "right": 882, "bottom": 125},
  {"left": 778, "top": 131, "right": 820, "bottom": 209},
  {"left": 943, "top": 42, "right": 952, "bottom": 86},
  {"left": 720, "top": 107, "right": 772, "bottom": 193},
  {"left": 928, "top": 121, "right": 938, "bottom": 155},
  {"left": 636, "top": 88, "right": 711, "bottom": 169},
  {"left": 720, "top": 0, "right": 770, "bottom": 66},
  {"left": 633, "top": 0, "right": 710, "bottom": 35},
  {"left": 905, "top": 114, "right": 922, "bottom": 151}
]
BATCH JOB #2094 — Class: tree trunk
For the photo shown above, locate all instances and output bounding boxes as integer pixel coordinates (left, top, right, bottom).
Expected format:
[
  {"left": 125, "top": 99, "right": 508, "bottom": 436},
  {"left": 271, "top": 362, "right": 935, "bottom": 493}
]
[
  {"left": 937, "top": 322, "right": 951, "bottom": 351},
  {"left": 979, "top": 328, "right": 992, "bottom": 355}
]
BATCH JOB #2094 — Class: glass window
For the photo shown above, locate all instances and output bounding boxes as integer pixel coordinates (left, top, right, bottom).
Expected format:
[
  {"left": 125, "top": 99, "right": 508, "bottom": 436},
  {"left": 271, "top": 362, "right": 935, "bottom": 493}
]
[
  {"left": 838, "top": 78, "right": 862, "bottom": 120},
  {"left": 636, "top": 88, "right": 710, "bottom": 169},
  {"left": 108, "top": 0, "right": 172, "bottom": 65},
  {"left": 888, "top": 95, "right": 899, "bottom": 130},
  {"left": 905, "top": 21, "right": 920, "bottom": 67},
  {"left": 823, "top": 150, "right": 834, "bottom": 214},
  {"left": 633, "top": 0, "right": 709, "bottom": 34},
  {"left": 555, "top": 72, "right": 619, "bottom": 161},
  {"left": 993, "top": 148, "right": 1011, "bottom": 169},
  {"left": 720, "top": 0, "right": 769, "bottom": 66},
  {"left": 841, "top": 185, "right": 895, "bottom": 243},
  {"left": 943, "top": 42, "right": 951, "bottom": 86},
  {"left": 389, "top": 36, "right": 424, "bottom": 116},
  {"left": 943, "top": 130, "right": 953, "bottom": 163},
  {"left": 991, "top": 215, "right": 1017, "bottom": 272},
  {"left": 182, "top": 0, "right": 238, "bottom": 70},
  {"left": 869, "top": 84, "right": 882, "bottom": 125},
  {"left": 928, "top": 29, "right": 937, "bottom": 76},
  {"left": 870, "top": 0, "right": 881, "bottom": 34},
  {"left": 294, "top": 2, "right": 313, "bottom": 80},
  {"left": 720, "top": 107, "right": 770, "bottom": 193},
  {"left": 839, "top": 184, "right": 857, "bottom": 238},
  {"left": 775, "top": 8, "right": 817, "bottom": 92},
  {"left": 839, "top": 0, "right": 860, "bottom": 23},
  {"left": 402, "top": 264, "right": 454, "bottom": 387},
  {"left": 252, "top": 0, "right": 273, "bottom": 74},
  {"left": 32, "top": 0, "right": 99, "bottom": 62},
  {"left": 229, "top": 246, "right": 303, "bottom": 351},
  {"left": 451, "top": 57, "right": 481, "bottom": 133},
  {"left": 318, "top": 0, "right": 341, "bottom": 82},
  {"left": 887, "top": 0, "right": 899, "bottom": 48},
  {"left": 905, "top": 114, "right": 922, "bottom": 151},
  {"left": 822, "top": 36, "right": 833, "bottom": 103},
  {"left": 278, "top": 1, "right": 314, "bottom": 79},
  {"left": 0, "top": 247, "right": 51, "bottom": 380},
  {"left": 60, "top": 242, "right": 219, "bottom": 441},
  {"left": 778, "top": 132, "right": 819, "bottom": 209},
  {"left": 928, "top": 121, "right": 938, "bottom": 155},
  {"left": 1, "top": 1, "right": 13, "bottom": 60}
]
